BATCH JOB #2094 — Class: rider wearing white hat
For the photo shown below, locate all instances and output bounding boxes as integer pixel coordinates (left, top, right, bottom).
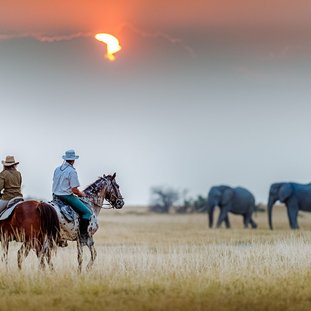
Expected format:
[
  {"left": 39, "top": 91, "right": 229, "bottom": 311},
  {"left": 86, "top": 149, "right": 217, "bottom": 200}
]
[
  {"left": 52, "top": 150, "right": 92, "bottom": 244},
  {"left": 0, "top": 155, "right": 23, "bottom": 212}
]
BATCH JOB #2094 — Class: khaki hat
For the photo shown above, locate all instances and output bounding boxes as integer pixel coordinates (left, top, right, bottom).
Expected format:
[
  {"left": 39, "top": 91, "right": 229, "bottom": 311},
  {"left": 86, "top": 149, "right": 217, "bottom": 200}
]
[{"left": 2, "top": 155, "right": 19, "bottom": 166}]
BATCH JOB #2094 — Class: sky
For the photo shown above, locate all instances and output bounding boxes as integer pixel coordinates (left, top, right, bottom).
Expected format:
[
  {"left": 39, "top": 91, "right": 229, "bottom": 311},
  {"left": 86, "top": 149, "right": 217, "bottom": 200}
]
[{"left": 1, "top": 1, "right": 311, "bottom": 205}]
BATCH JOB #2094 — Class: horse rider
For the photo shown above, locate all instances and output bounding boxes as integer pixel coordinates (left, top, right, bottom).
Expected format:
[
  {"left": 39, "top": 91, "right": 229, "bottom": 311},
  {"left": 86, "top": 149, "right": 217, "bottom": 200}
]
[
  {"left": 52, "top": 149, "right": 92, "bottom": 244},
  {"left": 0, "top": 155, "right": 23, "bottom": 212}
]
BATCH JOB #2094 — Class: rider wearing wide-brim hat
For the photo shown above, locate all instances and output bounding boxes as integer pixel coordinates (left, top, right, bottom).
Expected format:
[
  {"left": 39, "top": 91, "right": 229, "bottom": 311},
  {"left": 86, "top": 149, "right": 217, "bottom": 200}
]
[
  {"left": 52, "top": 149, "right": 92, "bottom": 244},
  {"left": 0, "top": 155, "right": 23, "bottom": 212}
]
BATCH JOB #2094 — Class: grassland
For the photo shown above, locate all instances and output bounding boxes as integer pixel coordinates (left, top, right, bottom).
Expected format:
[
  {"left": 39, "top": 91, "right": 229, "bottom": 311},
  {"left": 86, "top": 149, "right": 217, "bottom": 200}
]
[{"left": 1, "top": 206, "right": 311, "bottom": 311}]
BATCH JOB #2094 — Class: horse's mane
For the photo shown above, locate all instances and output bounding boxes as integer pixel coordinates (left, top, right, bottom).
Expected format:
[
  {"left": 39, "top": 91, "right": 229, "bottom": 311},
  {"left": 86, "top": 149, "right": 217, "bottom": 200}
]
[{"left": 84, "top": 176, "right": 110, "bottom": 195}]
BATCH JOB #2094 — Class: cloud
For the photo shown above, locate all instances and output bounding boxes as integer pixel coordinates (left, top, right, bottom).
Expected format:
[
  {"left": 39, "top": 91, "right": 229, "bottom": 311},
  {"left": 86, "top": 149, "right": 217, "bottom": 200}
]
[
  {"left": 0, "top": 32, "right": 92, "bottom": 42},
  {"left": 0, "top": 23, "right": 196, "bottom": 58},
  {"left": 118, "top": 23, "right": 196, "bottom": 58}
]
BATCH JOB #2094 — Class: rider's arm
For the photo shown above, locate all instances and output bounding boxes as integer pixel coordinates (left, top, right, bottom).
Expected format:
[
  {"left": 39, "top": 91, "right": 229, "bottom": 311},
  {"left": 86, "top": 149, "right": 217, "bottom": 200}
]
[
  {"left": 69, "top": 169, "right": 85, "bottom": 197},
  {"left": 72, "top": 187, "right": 86, "bottom": 197},
  {"left": 0, "top": 173, "right": 4, "bottom": 194}
]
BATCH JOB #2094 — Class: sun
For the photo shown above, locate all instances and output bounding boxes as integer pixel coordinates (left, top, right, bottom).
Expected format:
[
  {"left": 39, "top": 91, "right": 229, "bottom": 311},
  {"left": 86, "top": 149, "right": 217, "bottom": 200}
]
[{"left": 95, "top": 33, "right": 122, "bottom": 61}]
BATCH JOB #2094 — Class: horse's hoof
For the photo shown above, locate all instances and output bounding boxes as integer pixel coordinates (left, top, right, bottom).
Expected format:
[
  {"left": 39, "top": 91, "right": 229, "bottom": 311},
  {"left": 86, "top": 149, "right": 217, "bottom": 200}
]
[{"left": 79, "top": 237, "right": 94, "bottom": 247}]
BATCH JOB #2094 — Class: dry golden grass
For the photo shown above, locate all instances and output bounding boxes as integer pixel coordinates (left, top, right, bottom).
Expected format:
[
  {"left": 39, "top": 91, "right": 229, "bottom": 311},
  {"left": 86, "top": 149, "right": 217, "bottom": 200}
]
[{"left": 1, "top": 206, "right": 311, "bottom": 311}]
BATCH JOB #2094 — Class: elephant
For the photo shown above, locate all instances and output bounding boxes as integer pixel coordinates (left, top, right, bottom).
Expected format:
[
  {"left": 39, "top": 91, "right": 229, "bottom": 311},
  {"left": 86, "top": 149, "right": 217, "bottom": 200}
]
[
  {"left": 268, "top": 182, "right": 311, "bottom": 230},
  {"left": 207, "top": 185, "right": 257, "bottom": 229}
]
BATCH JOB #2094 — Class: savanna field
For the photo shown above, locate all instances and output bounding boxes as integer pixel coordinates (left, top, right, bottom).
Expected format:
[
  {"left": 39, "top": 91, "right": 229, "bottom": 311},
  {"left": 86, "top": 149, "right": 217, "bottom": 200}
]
[{"left": 1, "top": 206, "right": 311, "bottom": 311}]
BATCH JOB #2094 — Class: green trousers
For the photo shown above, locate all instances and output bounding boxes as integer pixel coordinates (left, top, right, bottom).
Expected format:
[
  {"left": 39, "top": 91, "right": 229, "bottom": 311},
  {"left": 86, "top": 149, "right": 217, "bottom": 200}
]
[{"left": 57, "top": 194, "right": 92, "bottom": 220}]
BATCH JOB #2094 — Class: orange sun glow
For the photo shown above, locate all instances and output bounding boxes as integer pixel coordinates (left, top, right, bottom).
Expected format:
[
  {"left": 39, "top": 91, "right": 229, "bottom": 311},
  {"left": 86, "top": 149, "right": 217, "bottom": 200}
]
[{"left": 95, "top": 33, "right": 122, "bottom": 61}]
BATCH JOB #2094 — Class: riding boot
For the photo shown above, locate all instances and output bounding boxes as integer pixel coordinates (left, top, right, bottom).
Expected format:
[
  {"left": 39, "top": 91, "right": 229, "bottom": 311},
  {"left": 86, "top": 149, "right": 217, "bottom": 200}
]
[{"left": 79, "top": 218, "right": 90, "bottom": 245}]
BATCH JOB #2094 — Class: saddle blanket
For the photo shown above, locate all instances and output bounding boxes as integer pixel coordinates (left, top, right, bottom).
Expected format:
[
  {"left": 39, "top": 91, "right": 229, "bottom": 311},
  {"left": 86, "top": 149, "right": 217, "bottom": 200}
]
[
  {"left": 49, "top": 199, "right": 98, "bottom": 241},
  {"left": 0, "top": 197, "right": 24, "bottom": 220}
]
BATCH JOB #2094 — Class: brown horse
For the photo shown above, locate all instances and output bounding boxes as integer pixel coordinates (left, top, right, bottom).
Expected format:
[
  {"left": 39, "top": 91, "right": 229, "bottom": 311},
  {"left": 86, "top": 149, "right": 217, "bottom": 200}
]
[
  {"left": 0, "top": 173, "right": 124, "bottom": 271},
  {"left": 0, "top": 200, "right": 60, "bottom": 269}
]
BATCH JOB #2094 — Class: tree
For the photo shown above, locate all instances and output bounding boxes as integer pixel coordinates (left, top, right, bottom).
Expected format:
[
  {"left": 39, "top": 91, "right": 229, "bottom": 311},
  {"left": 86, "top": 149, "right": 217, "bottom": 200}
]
[
  {"left": 192, "top": 195, "right": 208, "bottom": 213},
  {"left": 175, "top": 194, "right": 208, "bottom": 213},
  {"left": 149, "top": 186, "right": 180, "bottom": 213}
]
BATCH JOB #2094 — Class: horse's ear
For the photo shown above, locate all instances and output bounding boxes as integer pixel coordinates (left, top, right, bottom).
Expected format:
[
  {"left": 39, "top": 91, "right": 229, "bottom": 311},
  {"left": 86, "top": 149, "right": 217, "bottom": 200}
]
[
  {"left": 103, "top": 174, "right": 106, "bottom": 177},
  {"left": 112, "top": 172, "right": 116, "bottom": 180}
]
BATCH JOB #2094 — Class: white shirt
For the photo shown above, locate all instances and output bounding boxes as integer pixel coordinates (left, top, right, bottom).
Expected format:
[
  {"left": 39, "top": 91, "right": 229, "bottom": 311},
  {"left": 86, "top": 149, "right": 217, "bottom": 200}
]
[{"left": 52, "top": 163, "right": 80, "bottom": 195}]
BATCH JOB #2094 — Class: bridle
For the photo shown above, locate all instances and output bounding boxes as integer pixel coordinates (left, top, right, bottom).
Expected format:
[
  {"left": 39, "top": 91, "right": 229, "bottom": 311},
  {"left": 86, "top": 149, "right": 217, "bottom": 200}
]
[
  {"left": 84, "top": 175, "right": 123, "bottom": 209},
  {"left": 104, "top": 182, "right": 123, "bottom": 208}
]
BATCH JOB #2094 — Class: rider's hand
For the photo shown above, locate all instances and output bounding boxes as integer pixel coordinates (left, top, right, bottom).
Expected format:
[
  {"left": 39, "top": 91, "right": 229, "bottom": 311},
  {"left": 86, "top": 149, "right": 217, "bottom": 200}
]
[{"left": 72, "top": 187, "right": 86, "bottom": 197}]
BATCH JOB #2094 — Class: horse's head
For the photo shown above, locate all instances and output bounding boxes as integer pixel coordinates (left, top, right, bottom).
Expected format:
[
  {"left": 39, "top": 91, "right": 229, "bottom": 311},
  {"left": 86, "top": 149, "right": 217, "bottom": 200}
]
[
  {"left": 84, "top": 173, "right": 124, "bottom": 209},
  {"left": 103, "top": 173, "right": 124, "bottom": 209}
]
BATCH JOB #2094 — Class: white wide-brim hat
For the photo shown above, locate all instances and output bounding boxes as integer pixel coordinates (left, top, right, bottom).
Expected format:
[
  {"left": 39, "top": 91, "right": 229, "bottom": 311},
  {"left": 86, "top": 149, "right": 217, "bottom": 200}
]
[
  {"left": 2, "top": 155, "right": 19, "bottom": 166},
  {"left": 62, "top": 149, "right": 79, "bottom": 160}
]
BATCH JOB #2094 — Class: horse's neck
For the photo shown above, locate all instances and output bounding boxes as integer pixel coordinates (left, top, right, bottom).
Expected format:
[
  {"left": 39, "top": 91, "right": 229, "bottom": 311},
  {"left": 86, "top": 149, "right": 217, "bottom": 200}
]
[
  {"left": 88, "top": 184, "right": 109, "bottom": 217},
  {"left": 92, "top": 205, "right": 102, "bottom": 217}
]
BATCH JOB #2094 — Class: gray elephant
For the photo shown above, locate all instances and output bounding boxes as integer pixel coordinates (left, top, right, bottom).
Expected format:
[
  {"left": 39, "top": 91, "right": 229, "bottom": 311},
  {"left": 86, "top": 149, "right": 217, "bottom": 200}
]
[
  {"left": 268, "top": 182, "right": 311, "bottom": 229},
  {"left": 207, "top": 185, "right": 257, "bottom": 229}
]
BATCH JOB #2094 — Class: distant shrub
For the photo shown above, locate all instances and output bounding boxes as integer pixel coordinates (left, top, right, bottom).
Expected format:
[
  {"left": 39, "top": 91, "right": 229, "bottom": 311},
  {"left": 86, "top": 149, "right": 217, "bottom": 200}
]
[
  {"left": 149, "top": 186, "right": 180, "bottom": 213},
  {"left": 255, "top": 203, "right": 266, "bottom": 213}
]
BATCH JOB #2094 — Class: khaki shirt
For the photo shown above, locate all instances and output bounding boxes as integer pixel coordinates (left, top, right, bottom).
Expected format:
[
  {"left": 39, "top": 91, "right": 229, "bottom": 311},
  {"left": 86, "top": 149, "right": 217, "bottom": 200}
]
[{"left": 0, "top": 168, "right": 23, "bottom": 200}]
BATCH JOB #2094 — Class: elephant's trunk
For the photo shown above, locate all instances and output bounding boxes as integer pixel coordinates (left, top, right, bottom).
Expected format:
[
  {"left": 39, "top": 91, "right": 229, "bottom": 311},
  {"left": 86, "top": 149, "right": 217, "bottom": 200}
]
[
  {"left": 268, "top": 195, "right": 276, "bottom": 230},
  {"left": 208, "top": 204, "right": 215, "bottom": 228}
]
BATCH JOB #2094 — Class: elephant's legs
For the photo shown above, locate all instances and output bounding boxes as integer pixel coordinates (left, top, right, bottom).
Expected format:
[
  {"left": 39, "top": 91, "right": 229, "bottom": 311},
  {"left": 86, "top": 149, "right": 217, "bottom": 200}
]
[
  {"left": 287, "top": 203, "right": 299, "bottom": 229},
  {"left": 217, "top": 207, "right": 230, "bottom": 228},
  {"left": 224, "top": 216, "right": 231, "bottom": 228},
  {"left": 249, "top": 217, "right": 257, "bottom": 229},
  {"left": 287, "top": 210, "right": 294, "bottom": 228},
  {"left": 208, "top": 211, "right": 214, "bottom": 228},
  {"left": 243, "top": 215, "right": 249, "bottom": 228},
  {"left": 243, "top": 212, "right": 257, "bottom": 229}
]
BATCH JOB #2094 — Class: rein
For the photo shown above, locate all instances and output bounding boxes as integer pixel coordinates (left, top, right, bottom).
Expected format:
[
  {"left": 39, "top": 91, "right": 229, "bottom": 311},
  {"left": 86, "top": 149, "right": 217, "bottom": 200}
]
[
  {"left": 84, "top": 197, "right": 114, "bottom": 209},
  {"left": 83, "top": 176, "right": 121, "bottom": 209},
  {"left": 80, "top": 193, "right": 114, "bottom": 210}
]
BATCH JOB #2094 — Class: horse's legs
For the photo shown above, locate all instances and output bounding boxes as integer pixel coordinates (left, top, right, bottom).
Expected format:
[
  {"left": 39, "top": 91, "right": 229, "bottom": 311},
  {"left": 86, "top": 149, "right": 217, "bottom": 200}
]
[
  {"left": 17, "top": 243, "right": 26, "bottom": 269},
  {"left": 37, "top": 251, "right": 47, "bottom": 270},
  {"left": 45, "top": 239, "right": 55, "bottom": 271},
  {"left": 86, "top": 242, "right": 97, "bottom": 271},
  {"left": 17, "top": 242, "right": 31, "bottom": 270},
  {"left": 1, "top": 239, "right": 9, "bottom": 267},
  {"left": 36, "top": 238, "right": 55, "bottom": 271},
  {"left": 35, "top": 241, "right": 47, "bottom": 270},
  {"left": 77, "top": 241, "right": 83, "bottom": 273}
]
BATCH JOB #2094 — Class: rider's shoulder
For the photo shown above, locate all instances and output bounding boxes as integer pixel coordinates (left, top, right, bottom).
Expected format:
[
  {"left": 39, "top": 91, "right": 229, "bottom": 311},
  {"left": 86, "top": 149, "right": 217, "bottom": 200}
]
[{"left": 0, "top": 170, "right": 9, "bottom": 177}]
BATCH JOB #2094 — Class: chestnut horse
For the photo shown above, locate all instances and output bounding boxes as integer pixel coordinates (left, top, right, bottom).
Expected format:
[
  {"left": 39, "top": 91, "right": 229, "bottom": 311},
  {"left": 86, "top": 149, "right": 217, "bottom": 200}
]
[
  {"left": 0, "top": 173, "right": 124, "bottom": 271},
  {"left": 0, "top": 201, "right": 60, "bottom": 269}
]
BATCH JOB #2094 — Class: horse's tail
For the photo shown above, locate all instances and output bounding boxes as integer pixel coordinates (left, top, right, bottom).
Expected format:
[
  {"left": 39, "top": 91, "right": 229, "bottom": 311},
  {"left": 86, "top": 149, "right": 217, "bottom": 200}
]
[{"left": 37, "top": 202, "right": 60, "bottom": 242}]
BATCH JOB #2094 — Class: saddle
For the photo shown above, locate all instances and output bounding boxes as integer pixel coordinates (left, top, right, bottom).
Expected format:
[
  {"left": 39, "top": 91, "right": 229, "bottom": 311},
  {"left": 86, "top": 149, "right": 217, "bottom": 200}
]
[
  {"left": 0, "top": 197, "right": 24, "bottom": 220},
  {"left": 49, "top": 197, "right": 98, "bottom": 246},
  {"left": 50, "top": 197, "right": 76, "bottom": 222},
  {"left": 7, "top": 197, "right": 24, "bottom": 209}
]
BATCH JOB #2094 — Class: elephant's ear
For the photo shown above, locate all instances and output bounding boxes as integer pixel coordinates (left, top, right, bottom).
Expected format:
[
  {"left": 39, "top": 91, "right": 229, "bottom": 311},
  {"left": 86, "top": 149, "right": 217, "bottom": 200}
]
[
  {"left": 279, "top": 183, "right": 293, "bottom": 203},
  {"left": 221, "top": 188, "right": 234, "bottom": 205}
]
